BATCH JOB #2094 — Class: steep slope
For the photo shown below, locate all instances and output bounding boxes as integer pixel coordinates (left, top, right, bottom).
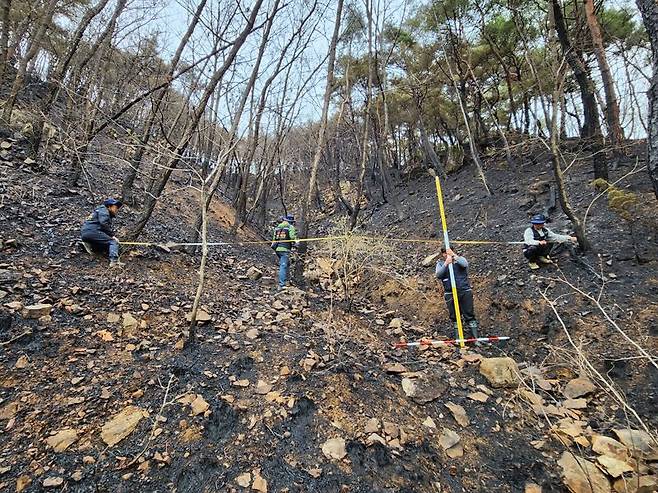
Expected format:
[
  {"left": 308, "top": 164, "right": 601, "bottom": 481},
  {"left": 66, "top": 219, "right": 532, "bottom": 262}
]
[{"left": 0, "top": 138, "right": 657, "bottom": 493}]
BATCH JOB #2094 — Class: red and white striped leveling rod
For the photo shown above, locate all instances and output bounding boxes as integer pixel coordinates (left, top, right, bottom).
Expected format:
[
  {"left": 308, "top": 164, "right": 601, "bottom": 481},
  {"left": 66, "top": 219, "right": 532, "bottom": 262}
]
[{"left": 394, "top": 336, "right": 510, "bottom": 349}]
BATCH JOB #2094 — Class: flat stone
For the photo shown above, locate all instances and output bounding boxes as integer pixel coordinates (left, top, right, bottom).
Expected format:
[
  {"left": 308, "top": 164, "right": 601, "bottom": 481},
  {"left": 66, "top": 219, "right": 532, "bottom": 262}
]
[
  {"left": 46, "top": 429, "right": 78, "bottom": 452},
  {"left": 421, "top": 252, "right": 442, "bottom": 267},
  {"left": 401, "top": 378, "right": 416, "bottom": 398},
  {"left": 563, "top": 398, "right": 588, "bottom": 409},
  {"left": 246, "top": 267, "right": 263, "bottom": 280},
  {"left": 364, "top": 418, "right": 380, "bottom": 434},
  {"left": 402, "top": 371, "right": 448, "bottom": 404},
  {"left": 591, "top": 435, "right": 629, "bottom": 461},
  {"left": 525, "top": 483, "right": 542, "bottom": 493},
  {"left": 185, "top": 309, "right": 211, "bottom": 323},
  {"left": 438, "top": 428, "right": 460, "bottom": 450},
  {"left": 445, "top": 442, "right": 463, "bottom": 458},
  {"left": 255, "top": 380, "right": 272, "bottom": 395},
  {"left": 383, "top": 421, "right": 399, "bottom": 439},
  {"left": 479, "top": 357, "right": 519, "bottom": 388},
  {"left": 252, "top": 470, "right": 267, "bottom": 492},
  {"left": 100, "top": 406, "right": 146, "bottom": 446},
  {"left": 558, "top": 451, "right": 611, "bottom": 493},
  {"left": 245, "top": 328, "right": 260, "bottom": 340},
  {"left": 597, "top": 455, "right": 634, "bottom": 478},
  {"left": 445, "top": 402, "right": 469, "bottom": 427},
  {"left": 236, "top": 472, "right": 251, "bottom": 487},
  {"left": 612, "top": 474, "right": 658, "bottom": 493},
  {"left": 467, "top": 391, "right": 489, "bottom": 403},
  {"left": 21, "top": 303, "right": 52, "bottom": 319},
  {"left": 384, "top": 363, "right": 408, "bottom": 374},
  {"left": 43, "top": 477, "right": 64, "bottom": 488},
  {"left": 366, "top": 433, "right": 387, "bottom": 446},
  {"left": 563, "top": 378, "right": 596, "bottom": 399},
  {"left": 613, "top": 429, "right": 658, "bottom": 460}
]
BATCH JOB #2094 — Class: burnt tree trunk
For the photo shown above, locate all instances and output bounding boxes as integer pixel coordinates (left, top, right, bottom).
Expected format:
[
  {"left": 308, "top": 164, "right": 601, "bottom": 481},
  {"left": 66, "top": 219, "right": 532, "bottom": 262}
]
[
  {"left": 637, "top": 0, "right": 658, "bottom": 199},
  {"left": 0, "top": 0, "right": 12, "bottom": 83},
  {"left": 552, "top": 0, "right": 607, "bottom": 180},
  {"left": 583, "top": 0, "right": 624, "bottom": 152}
]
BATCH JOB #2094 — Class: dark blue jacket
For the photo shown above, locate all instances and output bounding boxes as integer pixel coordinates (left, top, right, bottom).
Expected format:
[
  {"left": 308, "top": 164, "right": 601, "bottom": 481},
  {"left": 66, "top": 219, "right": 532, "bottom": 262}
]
[
  {"left": 81, "top": 205, "right": 114, "bottom": 237},
  {"left": 435, "top": 256, "right": 471, "bottom": 292}
]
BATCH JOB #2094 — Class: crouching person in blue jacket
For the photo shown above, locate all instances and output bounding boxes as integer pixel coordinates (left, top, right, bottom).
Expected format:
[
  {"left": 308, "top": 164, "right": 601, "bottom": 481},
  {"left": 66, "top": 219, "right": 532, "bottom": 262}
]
[
  {"left": 81, "top": 198, "right": 124, "bottom": 267},
  {"left": 435, "top": 247, "right": 479, "bottom": 343}
]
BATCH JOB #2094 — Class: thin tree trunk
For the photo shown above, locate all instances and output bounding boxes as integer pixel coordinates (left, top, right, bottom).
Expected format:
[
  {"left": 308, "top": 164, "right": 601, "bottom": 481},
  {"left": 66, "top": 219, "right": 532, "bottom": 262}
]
[
  {"left": 0, "top": 0, "right": 13, "bottom": 83},
  {"left": 188, "top": 0, "right": 288, "bottom": 247},
  {"left": 636, "top": 0, "right": 658, "bottom": 199},
  {"left": 188, "top": 185, "right": 208, "bottom": 343},
  {"left": 30, "top": 0, "right": 112, "bottom": 156},
  {"left": 547, "top": 2, "right": 590, "bottom": 250},
  {"left": 583, "top": 0, "right": 624, "bottom": 150},
  {"left": 295, "top": 0, "right": 343, "bottom": 280},
  {"left": 124, "top": 0, "right": 264, "bottom": 241},
  {"left": 444, "top": 53, "right": 493, "bottom": 195},
  {"left": 417, "top": 111, "right": 446, "bottom": 178},
  {"left": 1, "top": 0, "right": 58, "bottom": 125},
  {"left": 121, "top": 0, "right": 208, "bottom": 205},
  {"left": 551, "top": 0, "right": 607, "bottom": 180},
  {"left": 349, "top": 0, "right": 371, "bottom": 231}
]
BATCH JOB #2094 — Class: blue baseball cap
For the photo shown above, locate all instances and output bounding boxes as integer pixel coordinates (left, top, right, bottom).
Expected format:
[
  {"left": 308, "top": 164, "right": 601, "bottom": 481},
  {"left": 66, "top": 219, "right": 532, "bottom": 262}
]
[
  {"left": 530, "top": 214, "right": 546, "bottom": 224},
  {"left": 103, "top": 198, "right": 123, "bottom": 207},
  {"left": 282, "top": 214, "right": 295, "bottom": 223}
]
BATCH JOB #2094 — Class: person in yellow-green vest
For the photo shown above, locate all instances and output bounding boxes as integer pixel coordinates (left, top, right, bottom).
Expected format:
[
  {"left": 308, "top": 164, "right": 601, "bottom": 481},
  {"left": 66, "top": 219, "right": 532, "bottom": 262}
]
[{"left": 271, "top": 215, "right": 298, "bottom": 289}]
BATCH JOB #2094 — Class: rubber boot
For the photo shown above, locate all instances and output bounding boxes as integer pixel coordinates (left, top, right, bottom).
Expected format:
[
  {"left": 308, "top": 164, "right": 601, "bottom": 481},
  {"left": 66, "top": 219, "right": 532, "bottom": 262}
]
[{"left": 469, "top": 320, "right": 481, "bottom": 347}]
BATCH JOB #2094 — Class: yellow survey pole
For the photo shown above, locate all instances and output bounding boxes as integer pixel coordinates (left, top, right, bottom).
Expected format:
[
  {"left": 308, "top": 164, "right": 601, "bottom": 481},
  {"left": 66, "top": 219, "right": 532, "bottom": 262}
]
[{"left": 434, "top": 176, "right": 466, "bottom": 348}]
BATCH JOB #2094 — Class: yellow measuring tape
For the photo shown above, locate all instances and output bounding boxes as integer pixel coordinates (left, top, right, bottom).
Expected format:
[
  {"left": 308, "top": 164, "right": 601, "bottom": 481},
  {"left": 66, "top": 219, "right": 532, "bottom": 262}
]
[{"left": 119, "top": 236, "right": 523, "bottom": 248}]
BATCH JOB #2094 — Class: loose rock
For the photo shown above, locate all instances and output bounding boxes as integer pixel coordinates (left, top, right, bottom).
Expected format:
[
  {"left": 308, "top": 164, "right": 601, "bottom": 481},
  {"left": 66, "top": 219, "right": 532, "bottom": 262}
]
[
  {"left": 479, "top": 357, "right": 519, "bottom": 388},
  {"left": 322, "top": 437, "right": 347, "bottom": 460},
  {"left": 557, "top": 451, "right": 611, "bottom": 493},
  {"left": 563, "top": 378, "right": 596, "bottom": 399},
  {"left": 21, "top": 303, "right": 52, "bottom": 319},
  {"left": 100, "top": 406, "right": 146, "bottom": 446},
  {"left": 46, "top": 429, "right": 78, "bottom": 452}
]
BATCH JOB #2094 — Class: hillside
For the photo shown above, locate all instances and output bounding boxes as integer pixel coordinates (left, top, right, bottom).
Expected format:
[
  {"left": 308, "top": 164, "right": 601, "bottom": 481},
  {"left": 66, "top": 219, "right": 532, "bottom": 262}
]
[{"left": 1, "top": 135, "right": 657, "bottom": 493}]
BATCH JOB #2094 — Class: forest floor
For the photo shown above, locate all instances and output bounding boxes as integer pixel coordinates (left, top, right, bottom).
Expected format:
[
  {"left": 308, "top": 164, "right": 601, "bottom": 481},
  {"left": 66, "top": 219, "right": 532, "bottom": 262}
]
[{"left": 0, "top": 134, "right": 657, "bottom": 493}]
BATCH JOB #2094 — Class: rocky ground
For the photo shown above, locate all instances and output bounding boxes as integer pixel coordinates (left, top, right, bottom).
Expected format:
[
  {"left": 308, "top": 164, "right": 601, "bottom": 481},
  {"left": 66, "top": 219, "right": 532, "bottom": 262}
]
[{"left": 0, "top": 134, "right": 657, "bottom": 493}]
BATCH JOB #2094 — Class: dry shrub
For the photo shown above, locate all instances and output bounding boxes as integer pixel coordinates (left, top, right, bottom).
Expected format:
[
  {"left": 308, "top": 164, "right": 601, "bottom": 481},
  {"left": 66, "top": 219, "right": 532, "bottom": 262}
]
[{"left": 306, "top": 218, "right": 402, "bottom": 305}]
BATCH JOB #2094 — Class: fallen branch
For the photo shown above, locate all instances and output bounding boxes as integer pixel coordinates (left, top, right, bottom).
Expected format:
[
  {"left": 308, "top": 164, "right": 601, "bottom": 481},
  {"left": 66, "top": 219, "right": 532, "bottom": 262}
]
[
  {"left": 552, "top": 275, "right": 658, "bottom": 371},
  {"left": 0, "top": 329, "right": 32, "bottom": 346},
  {"left": 539, "top": 288, "right": 656, "bottom": 437},
  {"left": 120, "top": 373, "right": 175, "bottom": 470}
]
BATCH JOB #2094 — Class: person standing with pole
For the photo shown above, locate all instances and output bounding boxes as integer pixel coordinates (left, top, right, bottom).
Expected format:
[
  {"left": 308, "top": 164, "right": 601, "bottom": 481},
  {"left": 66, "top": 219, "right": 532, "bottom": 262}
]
[
  {"left": 435, "top": 247, "right": 480, "bottom": 343},
  {"left": 432, "top": 174, "right": 466, "bottom": 349}
]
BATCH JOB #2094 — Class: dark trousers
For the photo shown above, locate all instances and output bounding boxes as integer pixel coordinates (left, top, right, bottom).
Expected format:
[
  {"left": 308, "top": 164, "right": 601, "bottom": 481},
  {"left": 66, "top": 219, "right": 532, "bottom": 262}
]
[
  {"left": 444, "top": 289, "right": 476, "bottom": 323},
  {"left": 523, "top": 244, "right": 551, "bottom": 261},
  {"left": 81, "top": 230, "right": 119, "bottom": 260}
]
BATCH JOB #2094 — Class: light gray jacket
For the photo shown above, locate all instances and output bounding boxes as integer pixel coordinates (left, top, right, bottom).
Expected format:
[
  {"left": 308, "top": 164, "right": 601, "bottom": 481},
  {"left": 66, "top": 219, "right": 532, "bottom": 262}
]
[{"left": 523, "top": 226, "right": 571, "bottom": 246}]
